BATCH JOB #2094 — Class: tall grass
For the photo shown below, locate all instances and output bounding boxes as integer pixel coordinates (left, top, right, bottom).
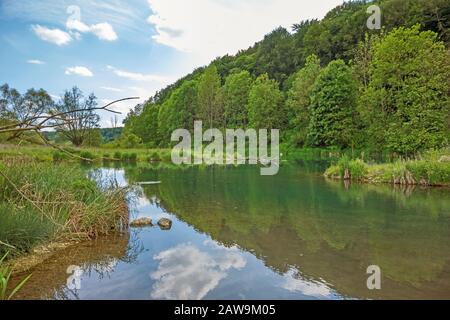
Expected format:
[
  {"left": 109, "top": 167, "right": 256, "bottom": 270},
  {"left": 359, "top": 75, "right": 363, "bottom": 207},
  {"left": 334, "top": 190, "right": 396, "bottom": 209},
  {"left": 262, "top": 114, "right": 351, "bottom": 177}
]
[
  {"left": 0, "top": 158, "right": 128, "bottom": 258},
  {"left": 325, "top": 152, "right": 450, "bottom": 186},
  {"left": 0, "top": 252, "right": 32, "bottom": 300}
]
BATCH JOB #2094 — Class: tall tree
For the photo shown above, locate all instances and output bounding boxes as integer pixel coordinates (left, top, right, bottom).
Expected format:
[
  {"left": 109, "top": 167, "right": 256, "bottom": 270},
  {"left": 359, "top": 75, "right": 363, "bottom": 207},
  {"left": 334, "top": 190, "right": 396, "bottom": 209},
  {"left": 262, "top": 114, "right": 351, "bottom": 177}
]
[
  {"left": 286, "top": 55, "right": 321, "bottom": 146},
  {"left": 0, "top": 84, "right": 53, "bottom": 141},
  {"left": 254, "top": 27, "right": 296, "bottom": 86},
  {"left": 197, "top": 65, "right": 223, "bottom": 128},
  {"left": 361, "top": 25, "right": 450, "bottom": 155},
  {"left": 223, "top": 70, "right": 253, "bottom": 128},
  {"left": 53, "top": 86, "right": 100, "bottom": 147},
  {"left": 158, "top": 80, "right": 199, "bottom": 145},
  {"left": 248, "top": 74, "right": 285, "bottom": 130},
  {"left": 307, "top": 60, "right": 357, "bottom": 148}
]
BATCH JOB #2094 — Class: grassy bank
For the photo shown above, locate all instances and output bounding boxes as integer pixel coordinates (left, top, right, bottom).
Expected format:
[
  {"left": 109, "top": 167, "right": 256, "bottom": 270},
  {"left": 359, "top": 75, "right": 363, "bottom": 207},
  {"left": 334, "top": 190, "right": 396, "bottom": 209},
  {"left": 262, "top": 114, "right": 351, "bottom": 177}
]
[
  {"left": 0, "top": 158, "right": 129, "bottom": 259},
  {"left": 0, "top": 144, "right": 173, "bottom": 164},
  {"left": 324, "top": 150, "right": 450, "bottom": 187}
]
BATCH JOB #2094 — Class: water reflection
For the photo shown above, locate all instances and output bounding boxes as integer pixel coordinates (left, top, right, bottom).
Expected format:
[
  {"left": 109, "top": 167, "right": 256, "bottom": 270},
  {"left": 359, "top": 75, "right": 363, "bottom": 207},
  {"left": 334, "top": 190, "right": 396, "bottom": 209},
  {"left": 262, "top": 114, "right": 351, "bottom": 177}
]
[
  {"left": 281, "top": 269, "right": 334, "bottom": 298},
  {"left": 12, "top": 164, "right": 450, "bottom": 300},
  {"left": 12, "top": 232, "right": 142, "bottom": 299},
  {"left": 150, "top": 243, "right": 246, "bottom": 299},
  {"left": 124, "top": 164, "right": 450, "bottom": 299}
]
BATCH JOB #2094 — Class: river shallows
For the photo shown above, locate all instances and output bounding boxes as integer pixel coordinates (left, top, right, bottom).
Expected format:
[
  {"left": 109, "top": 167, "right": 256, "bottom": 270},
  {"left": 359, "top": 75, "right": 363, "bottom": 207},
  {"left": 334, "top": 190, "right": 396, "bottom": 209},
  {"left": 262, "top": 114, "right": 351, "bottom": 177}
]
[{"left": 13, "top": 163, "right": 450, "bottom": 299}]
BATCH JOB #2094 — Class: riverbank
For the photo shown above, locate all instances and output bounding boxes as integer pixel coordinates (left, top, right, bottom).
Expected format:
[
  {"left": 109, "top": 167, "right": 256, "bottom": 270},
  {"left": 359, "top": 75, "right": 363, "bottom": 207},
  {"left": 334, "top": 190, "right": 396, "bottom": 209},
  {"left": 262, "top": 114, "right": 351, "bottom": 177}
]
[
  {"left": 0, "top": 144, "right": 172, "bottom": 164},
  {"left": 0, "top": 158, "right": 129, "bottom": 265},
  {"left": 324, "top": 151, "right": 450, "bottom": 187}
]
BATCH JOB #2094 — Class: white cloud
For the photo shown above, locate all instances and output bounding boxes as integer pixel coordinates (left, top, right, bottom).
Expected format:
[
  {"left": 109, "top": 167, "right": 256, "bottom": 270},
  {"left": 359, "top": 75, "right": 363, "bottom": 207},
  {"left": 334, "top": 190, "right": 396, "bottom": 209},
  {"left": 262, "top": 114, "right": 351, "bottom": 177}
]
[
  {"left": 150, "top": 243, "right": 246, "bottom": 299},
  {"left": 32, "top": 24, "right": 72, "bottom": 46},
  {"left": 90, "top": 22, "right": 118, "bottom": 41},
  {"left": 27, "top": 59, "right": 45, "bottom": 65},
  {"left": 66, "top": 19, "right": 118, "bottom": 41},
  {"left": 100, "top": 86, "right": 123, "bottom": 92},
  {"left": 107, "top": 65, "right": 171, "bottom": 82},
  {"left": 147, "top": 0, "right": 342, "bottom": 67},
  {"left": 66, "top": 19, "right": 91, "bottom": 33},
  {"left": 65, "top": 66, "right": 94, "bottom": 77}
]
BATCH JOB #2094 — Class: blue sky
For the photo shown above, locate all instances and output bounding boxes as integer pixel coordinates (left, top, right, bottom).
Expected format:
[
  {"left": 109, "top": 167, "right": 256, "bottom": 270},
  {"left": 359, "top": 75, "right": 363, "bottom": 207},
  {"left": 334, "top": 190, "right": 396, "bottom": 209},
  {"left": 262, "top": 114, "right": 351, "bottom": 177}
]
[{"left": 0, "top": 0, "right": 342, "bottom": 127}]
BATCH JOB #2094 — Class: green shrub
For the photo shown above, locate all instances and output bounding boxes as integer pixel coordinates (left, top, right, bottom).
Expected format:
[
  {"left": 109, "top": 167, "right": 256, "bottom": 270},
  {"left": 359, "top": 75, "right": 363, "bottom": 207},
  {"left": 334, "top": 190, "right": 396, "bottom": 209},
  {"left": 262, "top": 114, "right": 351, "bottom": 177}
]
[
  {"left": 52, "top": 151, "right": 67, "bottom": 162},
  {"left": 113, "top": 151, "right": 122, "bottom": 160},
  {"left": 80, "top": 151, "right": 95, "bottom": 160},
  {"left": 121, "top": 152, "right": 137, "bottom": 163},
  {"left": 147, "top": 151, "right": 161, "bottom": 162},
  {"left": 348, "top": 159, "right": 368, "bottom": 180},
  {"left": 159, "top": 150, "right": 172, "bottom": 163}
]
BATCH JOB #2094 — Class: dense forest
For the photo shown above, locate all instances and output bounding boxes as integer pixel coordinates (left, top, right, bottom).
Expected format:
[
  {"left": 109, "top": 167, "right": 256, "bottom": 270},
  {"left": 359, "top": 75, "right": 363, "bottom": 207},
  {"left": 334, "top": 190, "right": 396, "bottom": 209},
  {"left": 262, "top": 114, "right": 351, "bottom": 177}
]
[{"left": 122, "top": 0, "right": 450, "bottom": 156}]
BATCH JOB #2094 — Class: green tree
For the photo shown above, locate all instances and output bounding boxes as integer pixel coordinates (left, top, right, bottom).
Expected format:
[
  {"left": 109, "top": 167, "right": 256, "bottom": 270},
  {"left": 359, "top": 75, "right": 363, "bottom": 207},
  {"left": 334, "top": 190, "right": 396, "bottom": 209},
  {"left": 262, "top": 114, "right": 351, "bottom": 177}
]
[
  {"left": 307, "top": 60, "right": 357, "bottom": 148},
  {"left": 223, "top": 70, "right": 253, "bottom": 128},
  {"left": 123, "top": 102, "right": 160, "bottom": 146},
  {"left": 248, "top": 74, "right": 285, "bottom": 130},
  {"left": 82, "top": 128, "right": 103, "bottom": 147},
  {"left": 0, "top": 84, "right": 54, "bottom": 141},
  {"left": 119, "top": 132, "right": 142, "bottom": 148},
  {"left": 286, "top": 55, "right": 321, "bottom": 146},
  {"left": 158, "top": 80, "right": 199, "bottom": 145},
  {"left": 197, "top": 65, "right": 223, "bottom": 128},
  {"left": 254, "top": 27, "right": 296, "bottom": 85},
  {"left": 361, "top": 25, "right": 450, "bottom": 155},
  {"left": 53, "top": 87, "right": 99, "bottom": 147}
]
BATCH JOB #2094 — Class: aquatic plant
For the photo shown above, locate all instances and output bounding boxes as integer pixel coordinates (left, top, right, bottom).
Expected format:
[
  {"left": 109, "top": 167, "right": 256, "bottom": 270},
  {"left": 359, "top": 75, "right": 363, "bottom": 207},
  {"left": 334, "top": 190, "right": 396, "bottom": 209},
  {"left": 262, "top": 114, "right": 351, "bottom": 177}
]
[{"left": 0, "top": 252, "right": 32, "bottom": 300}]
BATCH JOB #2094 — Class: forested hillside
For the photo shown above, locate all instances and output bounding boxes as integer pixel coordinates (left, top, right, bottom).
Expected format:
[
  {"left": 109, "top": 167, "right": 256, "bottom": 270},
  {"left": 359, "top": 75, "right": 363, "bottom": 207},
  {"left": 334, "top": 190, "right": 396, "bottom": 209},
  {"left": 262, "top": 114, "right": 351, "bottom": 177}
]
[{"left": 122, "top": 0, "right": 450, "bottom": 156}]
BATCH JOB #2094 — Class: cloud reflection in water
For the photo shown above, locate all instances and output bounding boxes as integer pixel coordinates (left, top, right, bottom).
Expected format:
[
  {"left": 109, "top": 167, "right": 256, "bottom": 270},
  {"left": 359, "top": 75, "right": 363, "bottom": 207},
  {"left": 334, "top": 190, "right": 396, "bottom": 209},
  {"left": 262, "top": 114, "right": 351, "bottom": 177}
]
[{"left": 150, "top": 243, "right": 246, "bottom": 299}]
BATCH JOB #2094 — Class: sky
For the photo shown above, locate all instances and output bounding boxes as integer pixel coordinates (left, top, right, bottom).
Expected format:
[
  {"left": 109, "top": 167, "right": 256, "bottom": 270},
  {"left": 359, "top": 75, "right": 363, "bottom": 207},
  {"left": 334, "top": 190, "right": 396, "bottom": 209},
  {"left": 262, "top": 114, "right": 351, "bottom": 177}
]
[{"left": 0, "top": 0, "right": 343, "bottom": 127}]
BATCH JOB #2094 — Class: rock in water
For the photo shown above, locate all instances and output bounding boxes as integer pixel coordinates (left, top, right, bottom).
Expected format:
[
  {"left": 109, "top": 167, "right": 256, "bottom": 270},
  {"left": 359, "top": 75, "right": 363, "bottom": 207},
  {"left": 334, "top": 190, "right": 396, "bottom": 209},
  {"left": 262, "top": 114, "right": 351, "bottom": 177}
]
[
  {"left": 130, "top": 217, "right": 152, "bottom": 227},
  {"left": 157, "top": 218, "right": 172, "bottom": 230}
]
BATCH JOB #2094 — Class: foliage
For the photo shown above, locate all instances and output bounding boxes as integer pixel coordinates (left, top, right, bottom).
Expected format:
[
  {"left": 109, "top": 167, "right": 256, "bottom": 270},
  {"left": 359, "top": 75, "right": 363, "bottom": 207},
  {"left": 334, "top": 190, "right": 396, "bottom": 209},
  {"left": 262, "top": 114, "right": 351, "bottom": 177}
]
[
  {"left": 197, "top": 65, "right": 223, "bottom": 128},
  {"left": 117, "top": 132, "right": 143, "bottom": 149},
  {"left": 223, "top": 70, "right": 253, "bottom": 127},
  {"left": 360, "top": 25, "right": 450, "bottom": 155},
  {"left": 117, "top": 0, "right": 450, "bottom": 152},
  {"left": 286, "top": 54, "right": 321, "bottom": 146},
  {"left": 307, "top": 60, "right": 358, "bottom": 148},
  {"left": 248, "top": 74, "right": 285, "bottom": 130},
  {"left": 0, "top": 84, "right": 54, "bottom": 142},
  {"left": 0, "top": 252, "right": 32, "bottom": 300},
  {"left": 325, "top": 153, "right": 450, "bottom": 186}
]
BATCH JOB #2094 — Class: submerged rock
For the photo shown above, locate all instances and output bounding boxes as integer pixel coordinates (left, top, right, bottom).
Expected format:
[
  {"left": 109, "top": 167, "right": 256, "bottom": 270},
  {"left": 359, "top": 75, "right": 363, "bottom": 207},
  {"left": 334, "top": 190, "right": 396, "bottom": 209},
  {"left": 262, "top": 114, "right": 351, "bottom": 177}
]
[
  {"left": 157, "top": 218, "right": 172, "bottom": 230},
  {"left": 130, "top": 217, "right": 152, "bottom": 227}
]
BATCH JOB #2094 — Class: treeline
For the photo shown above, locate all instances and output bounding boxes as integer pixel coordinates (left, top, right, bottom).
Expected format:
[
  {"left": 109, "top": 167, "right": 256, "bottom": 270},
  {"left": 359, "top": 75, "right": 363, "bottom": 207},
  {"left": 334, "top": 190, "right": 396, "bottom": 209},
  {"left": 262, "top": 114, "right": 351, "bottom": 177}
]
[{"left": 123, "top": 0, "right": 450, "bottom": 156}]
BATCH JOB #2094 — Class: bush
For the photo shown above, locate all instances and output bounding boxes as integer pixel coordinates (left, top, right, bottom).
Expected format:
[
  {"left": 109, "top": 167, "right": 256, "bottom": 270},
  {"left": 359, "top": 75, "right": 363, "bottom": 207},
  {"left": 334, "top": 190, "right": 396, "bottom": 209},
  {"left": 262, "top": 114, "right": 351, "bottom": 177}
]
[
  {"left": 348, "top": 159, "right": 368, "bottom": 180},
  {"left": 52, "top": 151, "right": 68, "bottom": 162},
  {"left": 80, "top": 151, "right": 95, "bottom": 160},
  {"left": 147, "top": 151, "right": 161, "bottom": 162},
  {"left": 325, "top": 156, "right": 368, "bottom": 180},
  {"left": 159, "top": 150, "right": 172, "bottom": 163},
  {"left": 113, "top": 151, "right": 122, "bottom": 160},
  {"left": 122, "top": 152, "right": 137, "bottom": 163}
]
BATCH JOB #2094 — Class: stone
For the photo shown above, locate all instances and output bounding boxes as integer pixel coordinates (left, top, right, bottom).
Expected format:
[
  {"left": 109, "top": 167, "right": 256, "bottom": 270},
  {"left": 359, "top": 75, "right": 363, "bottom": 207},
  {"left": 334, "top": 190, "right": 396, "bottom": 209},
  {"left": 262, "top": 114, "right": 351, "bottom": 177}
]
[
  {"left": 130, "top": 217, "right": 152, "bottom": 227},
  {"left": 157, "top": 218, "right": 172, "bottom": 230}
]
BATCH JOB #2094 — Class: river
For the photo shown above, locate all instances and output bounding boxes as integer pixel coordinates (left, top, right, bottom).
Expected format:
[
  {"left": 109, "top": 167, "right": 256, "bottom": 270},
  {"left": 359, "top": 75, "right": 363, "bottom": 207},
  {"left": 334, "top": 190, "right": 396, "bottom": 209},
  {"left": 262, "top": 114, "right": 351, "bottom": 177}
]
[{"left": 13, "top": 161, "right": 450, "bottom": 299}]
